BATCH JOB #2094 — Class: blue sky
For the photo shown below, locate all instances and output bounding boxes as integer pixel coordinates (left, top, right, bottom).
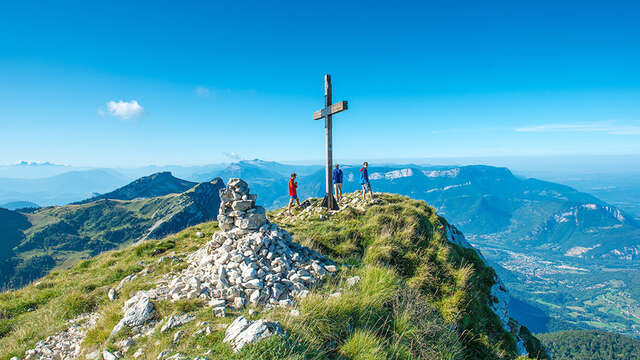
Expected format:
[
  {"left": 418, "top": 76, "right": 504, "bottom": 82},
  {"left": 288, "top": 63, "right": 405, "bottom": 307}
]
[{"left": 1, "top": 0, "right": 639, "bottom": 167}]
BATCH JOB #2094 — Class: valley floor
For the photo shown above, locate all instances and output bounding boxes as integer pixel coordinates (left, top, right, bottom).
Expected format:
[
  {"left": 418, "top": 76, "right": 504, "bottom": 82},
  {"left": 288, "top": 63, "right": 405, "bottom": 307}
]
[{"left": 468, "top": 235, "right": 640, "bottom": 339}]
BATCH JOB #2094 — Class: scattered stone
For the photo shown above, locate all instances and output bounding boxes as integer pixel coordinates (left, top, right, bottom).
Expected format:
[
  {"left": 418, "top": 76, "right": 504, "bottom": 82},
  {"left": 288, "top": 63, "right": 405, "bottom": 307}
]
[
  {"left": 213, "top": 306, "right": 225, "bottom": 317},
  {"left": 173, "top": 330, "right": 184, "bottom": 344},
  {"left": 157, "top": 350, "right": 171, "bottom": 360},
  {"left": 102, "top": 350, "right": 118, "bottom": 360},
  {"left": 133, "top": 348, "right": 144, "bottom": 358},
  {"left": 161, "top": 314, "right": 195, "bottom": 333},
  {"left": 108, "top": 288, "right": 117, "bottom": 301},
  {"left": 196, "top": 231, "right": 204, "bottom": 238},
  {"left": 166, "top": 354, "right": 188, "bottom": 360},
  {"left": 112, "top": 294, "right": 155, "bottom": 335},
  {"left": 157, "top": 255, "right": 183, "bottom": 265},
  {"left": 329, "top": 292, "right": 341, "bottom": 298},
  {"left": 346, "top": 276, "right": 361, "bottom": 288},
  {"left": 193, "top": 325, "right": 212, "bottom": 337},
  {"left": 248, "top": 309, "right": 258, "bottom": 316},
  {"left": 223, "top": 316, "right": 284, "bottom": 352},
  {"left": 116, "top": 273, "right": 137, "bottom": 291},
  {"left": 86, "top": 350, "right": 99, "bottom": 359},
  {"left": 325, "top": 265, "right": 338, "bottom": 273},
  {"left": 116, "top": 338, "right": 135, "bottom": 352},
  {"left": 290, "top": 309, "right": 300, "bottom": 317},
  {"left": 23, "top": 312, "right": 99, "bottom": 360}
]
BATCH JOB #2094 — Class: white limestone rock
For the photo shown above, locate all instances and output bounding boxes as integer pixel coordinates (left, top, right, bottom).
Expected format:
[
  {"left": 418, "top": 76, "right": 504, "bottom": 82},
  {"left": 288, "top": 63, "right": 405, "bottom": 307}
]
[
  {"left": 223, "top": 316, "right": 284, "bottom": 352},
  {"left": 346, "top": 276, "right": 361, "bottom": 288},
  {"left": 161, "top": 314, "right": 195, "bottom": 333},
  {"left": 102, "top": 350, "right": 118, "bottom": 360},
  {"left": 108, "top": 288, "right": 117, "bottom": 301},
  {"left": 112, "top": 295, "right": 155, "bottom": 335}
]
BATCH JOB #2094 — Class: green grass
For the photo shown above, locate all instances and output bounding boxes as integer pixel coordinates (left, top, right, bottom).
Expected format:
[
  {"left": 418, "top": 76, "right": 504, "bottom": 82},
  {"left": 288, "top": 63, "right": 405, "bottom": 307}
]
[
  {"left": 272, "top": 193, "right": 531, "bottom": 359},
  {"left": 0, "top": 192, "right": 547, "bottom": 360},
  {"left": 0, "top": 222, "right": 218, "bottom": 359}
]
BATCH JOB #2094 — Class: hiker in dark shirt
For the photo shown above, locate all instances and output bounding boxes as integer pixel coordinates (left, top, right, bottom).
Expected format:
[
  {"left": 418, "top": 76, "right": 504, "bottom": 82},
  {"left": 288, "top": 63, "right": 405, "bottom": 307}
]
[
  {"left": 332, "top": 164, "right": 343, "bottom": 202},
  {"left": 360, "top": 161, "right": 374, "bottom": 201}
]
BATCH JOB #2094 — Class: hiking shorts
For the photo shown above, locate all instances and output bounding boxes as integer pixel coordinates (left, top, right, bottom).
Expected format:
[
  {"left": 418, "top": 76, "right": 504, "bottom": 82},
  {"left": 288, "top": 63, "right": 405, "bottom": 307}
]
[{"left": 362, "top": 182, "right": 371, "bottom": 192}]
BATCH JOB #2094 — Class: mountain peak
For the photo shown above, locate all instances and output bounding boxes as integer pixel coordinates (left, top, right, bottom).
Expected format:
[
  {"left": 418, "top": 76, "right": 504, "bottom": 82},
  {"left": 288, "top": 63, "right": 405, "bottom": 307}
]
[{"left": 75, "top": 172, "right": 198, "bottom": 204}]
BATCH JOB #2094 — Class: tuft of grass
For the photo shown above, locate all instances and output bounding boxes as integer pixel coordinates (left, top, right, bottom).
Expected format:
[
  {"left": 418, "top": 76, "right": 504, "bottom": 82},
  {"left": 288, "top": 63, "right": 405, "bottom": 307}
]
[
  {"left": 339, "top": 330, "right": 388, "bottom": 360},
  {"left": 59, "top": 290, "right": 97, "bottom": 319}
]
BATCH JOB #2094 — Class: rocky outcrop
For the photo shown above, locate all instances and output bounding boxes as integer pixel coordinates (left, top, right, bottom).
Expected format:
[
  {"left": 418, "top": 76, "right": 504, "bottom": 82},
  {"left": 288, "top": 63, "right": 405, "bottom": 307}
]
[
  {"left": 160, "top": 314, "right": 195, "bottom": 333},
  {"left": 223, "top": 316, "right": 284, "bottom": 352},
  {"left": 111, "top": 294, "right": 156, "bottom": 335}
]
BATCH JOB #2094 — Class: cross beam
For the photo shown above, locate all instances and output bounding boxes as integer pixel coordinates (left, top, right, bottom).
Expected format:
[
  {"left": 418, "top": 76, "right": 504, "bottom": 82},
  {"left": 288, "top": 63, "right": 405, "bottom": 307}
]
[
  {"left": 313, "top": 100, "right": 348, "bottom": 120},
  {"left": 313, "top": 74, "right": 348, "bottom": 210}
]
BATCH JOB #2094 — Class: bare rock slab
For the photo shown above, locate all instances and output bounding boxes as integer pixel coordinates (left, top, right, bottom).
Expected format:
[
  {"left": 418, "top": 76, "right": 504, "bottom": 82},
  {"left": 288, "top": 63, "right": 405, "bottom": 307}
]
[{"left": 223, "top": 316, "right": 283, "bottom": 352}]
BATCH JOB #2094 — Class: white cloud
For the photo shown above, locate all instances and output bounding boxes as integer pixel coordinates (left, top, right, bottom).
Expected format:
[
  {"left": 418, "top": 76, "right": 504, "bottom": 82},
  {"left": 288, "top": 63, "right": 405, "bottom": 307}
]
[
  {"left": 223, "top": 152, "right": 242, "bottom": 161},
  {"left": 195, "top": 86, "right": 210, "bottom": 98},
  {"left": 101, "top": 100, "right": 144, "bottom": 120},
  {"left": 515, "top": 121, "right": 640, "bottom": 135}
]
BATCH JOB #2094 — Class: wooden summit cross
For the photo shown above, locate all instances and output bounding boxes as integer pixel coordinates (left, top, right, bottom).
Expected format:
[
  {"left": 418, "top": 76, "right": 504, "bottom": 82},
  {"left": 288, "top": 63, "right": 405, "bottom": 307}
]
[{"left": 313, "top": 74, "right": 348, "bottom": 210}]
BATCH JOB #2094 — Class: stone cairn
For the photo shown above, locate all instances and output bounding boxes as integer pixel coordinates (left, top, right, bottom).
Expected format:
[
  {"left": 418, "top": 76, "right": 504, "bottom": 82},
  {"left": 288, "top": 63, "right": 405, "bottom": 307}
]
[{"left": 147, "top": 178, "right": 336, "bottom": 316}]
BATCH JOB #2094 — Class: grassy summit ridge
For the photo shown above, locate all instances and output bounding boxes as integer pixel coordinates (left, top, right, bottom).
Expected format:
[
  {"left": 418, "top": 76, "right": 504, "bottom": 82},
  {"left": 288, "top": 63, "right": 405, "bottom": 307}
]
[{"left": 0, "top": 192, "right": 545, "bottom": 359}]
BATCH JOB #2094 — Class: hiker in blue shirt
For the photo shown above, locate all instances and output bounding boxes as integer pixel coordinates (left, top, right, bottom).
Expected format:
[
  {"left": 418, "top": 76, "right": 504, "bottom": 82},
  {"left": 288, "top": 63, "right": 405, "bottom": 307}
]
[
  {"left": 360, "top": 161, "right": 374, "bottom": 201},
  {"left": 332, "top": 164, "right": 343, "bottom": 202}
]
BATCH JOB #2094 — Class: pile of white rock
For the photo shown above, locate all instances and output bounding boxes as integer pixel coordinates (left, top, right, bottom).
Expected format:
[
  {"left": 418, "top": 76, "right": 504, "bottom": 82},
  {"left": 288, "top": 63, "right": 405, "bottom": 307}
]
[{"left": 145, "top": 178, "right": 336, "bottom": 315}]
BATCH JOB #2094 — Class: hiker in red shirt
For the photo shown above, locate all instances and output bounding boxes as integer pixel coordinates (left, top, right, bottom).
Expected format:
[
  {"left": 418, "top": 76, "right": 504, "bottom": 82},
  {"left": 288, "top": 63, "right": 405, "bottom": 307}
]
[{"left": 288, "top": 173, "right": 301, "bottom": 215}]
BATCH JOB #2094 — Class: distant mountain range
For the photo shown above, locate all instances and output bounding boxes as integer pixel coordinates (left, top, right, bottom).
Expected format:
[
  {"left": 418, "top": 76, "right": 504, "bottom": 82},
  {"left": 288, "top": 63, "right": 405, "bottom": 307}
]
[
  {"left": 0, "top": 201, "right": 40, "bottom": 210},
  {"left": 0, "top": 162, "right": 73, "bottom": 179},
  {"left": 0, "top": 169, "right": 131, "bottom": 206},
  {"left": 3, "top": 160, "right": 637, "bottom": 265},
  {"left": 202, "top": 161, "right": 640, "bottom": 264},
  {"left": 0, "top": 173, "right": 224, "bottom": 290}
]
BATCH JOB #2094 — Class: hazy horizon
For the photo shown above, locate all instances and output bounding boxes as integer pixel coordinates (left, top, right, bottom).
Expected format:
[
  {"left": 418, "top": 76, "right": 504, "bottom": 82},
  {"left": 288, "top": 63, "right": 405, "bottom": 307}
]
[{"left": 3, "top": 154, "right": 640, "bottom": 178}]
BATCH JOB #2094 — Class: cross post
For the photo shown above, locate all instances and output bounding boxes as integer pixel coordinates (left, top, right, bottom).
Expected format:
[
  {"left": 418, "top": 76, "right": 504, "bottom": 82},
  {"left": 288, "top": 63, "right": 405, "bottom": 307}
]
[{"left": 313, "top": 74, "right": 348, "bottom": 210}]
